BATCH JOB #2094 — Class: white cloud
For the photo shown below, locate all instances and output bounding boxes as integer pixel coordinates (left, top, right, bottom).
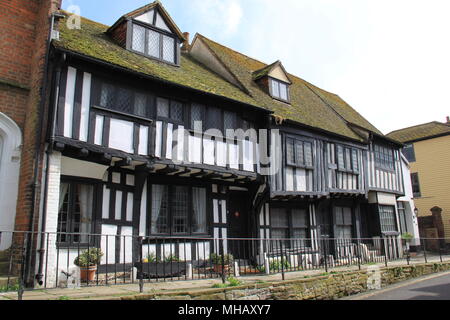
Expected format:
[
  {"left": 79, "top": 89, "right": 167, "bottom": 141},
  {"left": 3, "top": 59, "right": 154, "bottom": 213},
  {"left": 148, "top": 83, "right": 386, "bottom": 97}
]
[{"left": 187, "top": 0, "right": 243, "bottom": 37}]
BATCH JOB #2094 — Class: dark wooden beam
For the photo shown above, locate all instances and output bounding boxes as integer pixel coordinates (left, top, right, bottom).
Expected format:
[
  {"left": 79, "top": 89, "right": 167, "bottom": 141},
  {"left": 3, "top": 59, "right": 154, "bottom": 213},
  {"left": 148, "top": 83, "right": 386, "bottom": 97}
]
[
  {"left": 114, "top": 157, "right": 132, "bottom": 168},
  {"left": 54, "top": 142, "right": 65, "bottom": 152},
  {"left": 77, "top": 148, "right": 89, "bottom": 158}
]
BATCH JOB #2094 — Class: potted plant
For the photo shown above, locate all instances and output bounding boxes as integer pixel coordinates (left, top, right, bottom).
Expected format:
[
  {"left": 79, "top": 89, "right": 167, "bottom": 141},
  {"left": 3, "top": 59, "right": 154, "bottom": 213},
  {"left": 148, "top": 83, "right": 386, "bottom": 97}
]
[
  {"left": 74, "top": 248, "right": 104, "bottom": 281},
  {"left": 210, "top": 253, "right": 234, "bottom": 273}
]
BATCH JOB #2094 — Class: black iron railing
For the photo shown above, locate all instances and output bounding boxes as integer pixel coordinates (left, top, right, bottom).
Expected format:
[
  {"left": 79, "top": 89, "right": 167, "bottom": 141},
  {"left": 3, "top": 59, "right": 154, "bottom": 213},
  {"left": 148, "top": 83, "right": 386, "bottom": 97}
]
[{"left": 0, "top": 230, "right": 449, "bottom": 299}]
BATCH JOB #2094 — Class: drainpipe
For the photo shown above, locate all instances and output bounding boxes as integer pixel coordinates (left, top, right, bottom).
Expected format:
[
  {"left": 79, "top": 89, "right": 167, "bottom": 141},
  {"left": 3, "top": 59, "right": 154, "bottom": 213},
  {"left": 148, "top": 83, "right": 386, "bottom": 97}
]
[{"left": 32, "top": 12, "right": 65, "bottom": 286}]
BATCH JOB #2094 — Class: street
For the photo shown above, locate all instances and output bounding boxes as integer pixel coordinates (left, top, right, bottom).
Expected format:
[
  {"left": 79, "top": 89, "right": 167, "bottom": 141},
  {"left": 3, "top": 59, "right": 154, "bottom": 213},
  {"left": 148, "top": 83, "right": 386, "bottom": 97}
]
[{"left": 348, "top": 271, "right": 450, "bottom": 300}]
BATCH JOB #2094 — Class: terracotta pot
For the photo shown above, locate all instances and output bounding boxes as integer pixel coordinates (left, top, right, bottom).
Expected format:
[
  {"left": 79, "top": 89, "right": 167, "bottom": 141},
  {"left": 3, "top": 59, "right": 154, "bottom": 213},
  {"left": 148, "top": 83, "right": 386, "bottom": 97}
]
[
  {"left": 79, "top": 266, "right": 97, "bottom": 281},
  {"left": 213, "top": 264, "right": 230, "bottom": 274}
]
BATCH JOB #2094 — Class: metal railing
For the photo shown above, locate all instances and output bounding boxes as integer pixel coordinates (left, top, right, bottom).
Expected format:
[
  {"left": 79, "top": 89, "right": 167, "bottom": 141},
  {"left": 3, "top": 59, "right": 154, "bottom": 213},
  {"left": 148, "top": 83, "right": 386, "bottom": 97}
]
[{"left": 0, "top": 230, "right": 448, "bottom": 299}]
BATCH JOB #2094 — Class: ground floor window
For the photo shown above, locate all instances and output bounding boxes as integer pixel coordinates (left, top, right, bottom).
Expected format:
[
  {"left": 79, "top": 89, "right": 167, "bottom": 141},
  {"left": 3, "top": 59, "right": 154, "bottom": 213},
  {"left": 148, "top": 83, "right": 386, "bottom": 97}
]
[
  {"left": 150, "top": 185, "right": 207, "bottom": 236},
  {"left": 379, "top": 205, "right": 398, "bottom": 234},
  {"left": 271, "top": 207, "right": 310, "bottom": 247},
  {"left": 57, "top": 180, "right": 95, "bottom": 245},
  {"left": 334, "top": 206, "right": 353, "bottom": 239},
  {"left": 397, "top": 202, "right": 408, "bottom": 234}
]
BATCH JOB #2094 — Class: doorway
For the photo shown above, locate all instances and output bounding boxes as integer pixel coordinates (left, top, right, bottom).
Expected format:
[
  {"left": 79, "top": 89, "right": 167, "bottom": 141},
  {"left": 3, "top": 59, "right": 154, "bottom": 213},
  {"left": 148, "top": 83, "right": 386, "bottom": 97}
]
[{"left": 227, "top": 191, "right": 250, "bottom": 259}]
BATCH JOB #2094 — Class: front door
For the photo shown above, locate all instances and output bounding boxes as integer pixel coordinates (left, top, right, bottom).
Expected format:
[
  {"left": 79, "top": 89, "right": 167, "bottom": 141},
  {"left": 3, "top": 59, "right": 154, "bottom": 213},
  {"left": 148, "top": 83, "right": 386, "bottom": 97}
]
[{"left": 228, "top": 191, "right": 250, "bottom": 259}]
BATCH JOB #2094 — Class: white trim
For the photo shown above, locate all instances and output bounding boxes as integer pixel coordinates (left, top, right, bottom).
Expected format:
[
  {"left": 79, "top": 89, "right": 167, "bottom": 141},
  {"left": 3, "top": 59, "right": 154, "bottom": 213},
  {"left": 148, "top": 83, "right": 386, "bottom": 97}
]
[{"left": 0, "top": 112, "right": 22, "bottom": 249}]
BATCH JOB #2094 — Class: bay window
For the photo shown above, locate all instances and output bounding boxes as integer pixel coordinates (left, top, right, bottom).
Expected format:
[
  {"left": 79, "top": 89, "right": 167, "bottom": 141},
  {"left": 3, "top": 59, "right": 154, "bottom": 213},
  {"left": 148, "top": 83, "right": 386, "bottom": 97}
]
[{"left": 150, "top": 185, "right": 207, "bottom": 236}]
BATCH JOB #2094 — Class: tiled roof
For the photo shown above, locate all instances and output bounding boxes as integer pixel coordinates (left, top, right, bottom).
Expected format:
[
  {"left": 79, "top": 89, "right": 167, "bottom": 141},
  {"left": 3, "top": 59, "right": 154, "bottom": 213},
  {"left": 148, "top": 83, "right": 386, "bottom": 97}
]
[
  {"left": 197, "top": 35, "right": 383, "bottom": 140},
  {"left": 53, "top": 12, "right": 261, "bottom": 109},
  {"left": 54, "top": 8, "right": 389, "bottom": 142},
  {"left": 387, "top": 121, "right": 450, "bottom": 143}
]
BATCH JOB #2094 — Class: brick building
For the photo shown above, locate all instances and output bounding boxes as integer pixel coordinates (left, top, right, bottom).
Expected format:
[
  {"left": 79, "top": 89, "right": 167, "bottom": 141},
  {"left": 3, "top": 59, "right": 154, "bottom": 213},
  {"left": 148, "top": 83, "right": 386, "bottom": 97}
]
[{"left": 0, "top": 0, "right": 61, "bottom": 283}]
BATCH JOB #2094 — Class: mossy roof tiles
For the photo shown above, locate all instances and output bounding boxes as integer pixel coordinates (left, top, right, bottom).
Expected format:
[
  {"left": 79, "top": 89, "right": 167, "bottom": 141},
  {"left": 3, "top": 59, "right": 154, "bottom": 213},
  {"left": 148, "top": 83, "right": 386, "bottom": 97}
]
[
  {"left": 54, "top": 9, "right": 389, "bottom": 142},
  {"left": 387, "top": 121, "right": 450, "bottom": 143},
  {"left": 53, "top": 13, "right": 261, "bottom": 109}
]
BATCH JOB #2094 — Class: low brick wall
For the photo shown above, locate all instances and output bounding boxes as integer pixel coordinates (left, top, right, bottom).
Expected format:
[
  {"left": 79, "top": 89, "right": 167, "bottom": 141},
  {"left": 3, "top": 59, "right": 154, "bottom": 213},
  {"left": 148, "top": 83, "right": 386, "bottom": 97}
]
[{"left": 123, "top": 262, "right": 450, "bottom": 300}]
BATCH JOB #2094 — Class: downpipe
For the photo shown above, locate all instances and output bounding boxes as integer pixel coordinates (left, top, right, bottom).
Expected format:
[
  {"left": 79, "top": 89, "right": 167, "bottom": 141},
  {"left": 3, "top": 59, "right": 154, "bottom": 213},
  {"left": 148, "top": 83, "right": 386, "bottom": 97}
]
[{"left": 34, "top": 13, "right": 65, "bottom": 286}]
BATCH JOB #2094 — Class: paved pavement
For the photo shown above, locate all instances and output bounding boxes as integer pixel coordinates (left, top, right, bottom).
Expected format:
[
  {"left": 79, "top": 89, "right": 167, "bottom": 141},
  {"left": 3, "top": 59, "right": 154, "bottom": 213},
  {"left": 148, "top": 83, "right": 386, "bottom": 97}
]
[
  {"left": 1, "top": 255, "right": 449, "bottom": 300},
  {"left": 345, "top": 271, "right": 450, "bottom": 300}
]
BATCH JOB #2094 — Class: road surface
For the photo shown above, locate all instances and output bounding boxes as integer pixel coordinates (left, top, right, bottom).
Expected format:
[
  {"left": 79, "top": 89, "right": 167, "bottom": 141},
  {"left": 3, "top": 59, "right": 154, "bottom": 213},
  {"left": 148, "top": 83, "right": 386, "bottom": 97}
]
[{"left": 346, "top": 271, "right": 450, "bottom": 300}]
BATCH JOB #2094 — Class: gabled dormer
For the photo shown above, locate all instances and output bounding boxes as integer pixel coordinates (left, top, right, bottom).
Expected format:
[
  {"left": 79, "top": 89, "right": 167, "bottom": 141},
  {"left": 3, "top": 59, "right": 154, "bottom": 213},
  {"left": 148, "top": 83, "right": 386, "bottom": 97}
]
[
  {"left": 107, "top": 1, "right": 186, "bottom": 66},
  {"left": 253, "top": 61, "right": 292, "bottom": 103}
]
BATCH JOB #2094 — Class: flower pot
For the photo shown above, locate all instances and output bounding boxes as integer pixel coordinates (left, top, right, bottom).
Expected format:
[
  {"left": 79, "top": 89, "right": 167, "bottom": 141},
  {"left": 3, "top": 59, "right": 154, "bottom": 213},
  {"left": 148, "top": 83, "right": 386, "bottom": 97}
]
[
  {"left": 213, "top": 264, "right": 230, "bottom": 274},
  {"left": 79, "top": 266, "right": 97, "bottom": 282}
]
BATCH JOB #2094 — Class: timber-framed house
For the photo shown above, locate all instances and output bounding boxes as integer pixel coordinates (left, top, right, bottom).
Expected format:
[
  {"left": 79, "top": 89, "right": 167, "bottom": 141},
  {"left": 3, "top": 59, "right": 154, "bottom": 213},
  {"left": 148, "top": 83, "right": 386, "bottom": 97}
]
[{"left": 27, "top": 1, "right": 412, "bottom": 285}]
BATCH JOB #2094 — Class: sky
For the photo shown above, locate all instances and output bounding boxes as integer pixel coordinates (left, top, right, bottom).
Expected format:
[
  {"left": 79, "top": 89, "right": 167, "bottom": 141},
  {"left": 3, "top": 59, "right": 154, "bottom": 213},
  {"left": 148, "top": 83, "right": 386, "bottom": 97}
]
[{"left": 62, "top": 0, "right": 450, "bottom": 134}]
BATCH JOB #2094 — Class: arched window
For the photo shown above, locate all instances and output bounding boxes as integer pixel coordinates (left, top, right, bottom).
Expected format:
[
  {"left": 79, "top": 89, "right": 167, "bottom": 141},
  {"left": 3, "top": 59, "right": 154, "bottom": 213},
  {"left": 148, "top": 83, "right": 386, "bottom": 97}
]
[{"left": 0, "top": 113, "right": 22, "bottom": 250}]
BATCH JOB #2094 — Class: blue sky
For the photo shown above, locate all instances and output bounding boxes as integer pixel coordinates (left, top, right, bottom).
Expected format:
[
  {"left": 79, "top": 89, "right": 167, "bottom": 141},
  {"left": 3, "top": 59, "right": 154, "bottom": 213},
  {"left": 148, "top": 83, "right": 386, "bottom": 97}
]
[{"left": 62, "top": 0, "right": 450, "bottom": 134}]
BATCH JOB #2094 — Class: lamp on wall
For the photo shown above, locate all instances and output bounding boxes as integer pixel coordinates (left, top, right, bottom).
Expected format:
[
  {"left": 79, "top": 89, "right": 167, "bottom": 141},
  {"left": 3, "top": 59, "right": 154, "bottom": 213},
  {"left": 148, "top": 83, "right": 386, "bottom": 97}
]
[{"left": 414, "top": 208, "right": 419, "bottom": 216}]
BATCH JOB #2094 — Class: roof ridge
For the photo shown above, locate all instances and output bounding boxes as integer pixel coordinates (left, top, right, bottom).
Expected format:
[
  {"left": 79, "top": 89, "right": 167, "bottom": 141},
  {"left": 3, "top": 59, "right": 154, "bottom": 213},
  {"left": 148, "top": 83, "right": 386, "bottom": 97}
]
[{"left": 387, "top": 121, "right": 449, "bottom": 135}]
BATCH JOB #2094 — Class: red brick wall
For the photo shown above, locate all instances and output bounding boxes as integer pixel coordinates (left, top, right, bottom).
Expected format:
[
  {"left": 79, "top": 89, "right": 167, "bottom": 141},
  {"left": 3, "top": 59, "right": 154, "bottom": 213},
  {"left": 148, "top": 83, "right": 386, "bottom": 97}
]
[
  {"left": 0, "top": 0, "right": 61, "bottom": 233},
  {"left": 110, "top": 21, "right": 128, "bottom": 48}
]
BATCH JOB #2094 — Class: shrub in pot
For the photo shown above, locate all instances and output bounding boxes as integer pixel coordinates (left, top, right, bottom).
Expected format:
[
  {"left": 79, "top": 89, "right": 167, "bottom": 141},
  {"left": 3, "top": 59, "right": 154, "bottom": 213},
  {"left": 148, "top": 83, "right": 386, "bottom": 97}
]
[
  {"left": 210, "top": 253, "right": 234, "bottom": 273},
  {"left": 74, "top": 248, "right": 104, "bottom": 281}
]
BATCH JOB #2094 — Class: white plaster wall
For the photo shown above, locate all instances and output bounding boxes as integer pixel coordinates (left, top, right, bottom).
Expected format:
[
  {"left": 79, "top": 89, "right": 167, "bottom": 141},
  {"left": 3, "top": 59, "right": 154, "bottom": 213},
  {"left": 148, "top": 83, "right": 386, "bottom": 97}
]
[
  {"left": 61, "top": 156, "right": 108, "bottom": 180},
  {"left": 38, "top": 151, "right": 62, "bottom": 287},
  {"left": 0, "top": 113, "right": 22, "bottom": 250},
  {"left": 398, "top": 156, "right": 421, "bottom": 246}
]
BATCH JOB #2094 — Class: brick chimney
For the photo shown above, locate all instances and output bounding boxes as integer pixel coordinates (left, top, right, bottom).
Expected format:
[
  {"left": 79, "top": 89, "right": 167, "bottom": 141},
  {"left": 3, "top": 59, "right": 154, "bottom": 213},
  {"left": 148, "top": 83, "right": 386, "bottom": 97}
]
[{"left": 181, "top": 32, "right": 190, "bottom": 52}]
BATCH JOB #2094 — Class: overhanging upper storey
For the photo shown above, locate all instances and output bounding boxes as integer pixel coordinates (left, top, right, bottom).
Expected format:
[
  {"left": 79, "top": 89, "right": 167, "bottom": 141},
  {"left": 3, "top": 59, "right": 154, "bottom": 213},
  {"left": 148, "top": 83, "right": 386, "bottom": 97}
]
[{"left": 107, "top": 1, "right": 186, "bottom": 66}]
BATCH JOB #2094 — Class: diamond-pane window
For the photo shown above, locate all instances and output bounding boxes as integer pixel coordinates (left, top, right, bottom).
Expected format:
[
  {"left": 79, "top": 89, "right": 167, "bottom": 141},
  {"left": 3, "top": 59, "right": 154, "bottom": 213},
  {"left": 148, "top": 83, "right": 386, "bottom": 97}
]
[
  {"left": 115, "top": 87, "right": 133, "bottom": 114},
  {"left": 100, "top": 83, "right": 114, "bottom": 108},
  {"left": 162, "top": 35, "right": 175, "bottom": 63},
  {"left": 170, "top": 100, "right": 183, "bottom": 122},
  {"left": 132, "top": 24, "right": 145, "bottom": 53},
  {"left": 294, "top": 141, "right": 304, "bottom": 165},
  {"left": 157, "top": 98, "right": 169, "bottom": 118},
  {"left": 286, "top": 139, "right": 295, "bottom": 165},
  {"left": 134, "top": 93, "right": 147, "bottom": 118},
  {"left": 206, "top": 106, "right": 222, "bottom": 130},
  {"left": 148, "top": 29, "right": 160, "bottom": 58},
  {"left": 223, "top": 111, "right": 236, "bottom": 130},
  {"left": 191, "top": 104, "right": 204, "bottom": 130}
]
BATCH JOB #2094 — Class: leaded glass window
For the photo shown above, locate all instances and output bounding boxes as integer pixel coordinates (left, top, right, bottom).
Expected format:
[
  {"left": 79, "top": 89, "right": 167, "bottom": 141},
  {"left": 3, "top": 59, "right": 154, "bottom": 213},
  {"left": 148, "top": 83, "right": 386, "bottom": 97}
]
[
  {"left": 334, "top": 207, "right": 352, "bottom": 239},
  {"left": 57, "top": 181, "right": 95, "bottom": 245},
  {"left": 147, "top": 29, "right": 160, "bottom": 58},
  {"left": 172, "top": 186, "right": 189, "bottom": 234},
  {"left": 379, "top": 205, "right": 397, "bottom": 233},
  {"left": 130, "top": 21, "right": 178, "bottom": 65},
  {"left": 271, "top": 208, "right": 310, "bottom": 248},
  {"left": 286, "top": 138, "right": 313, "bottom": 168},
  {"left": 149, "top": 185, "right": 207, "bottom": 236},
  {"left": 156, "top": 97, "right": 169, "bottom": 118},
  {"left": 132, "top": 24, "right": 146, "bottom": 53},
  {"left": 191, "top": 103, "right": 204, "bottom": 130},
  {"left": 162, "top": 35, "right": 175, "bottom": 63},
  {"left": 134, "top": 93, "right": 148, "bottom": 118},
  {"left": 170, "top": 100, "right": 183, "bottom": 122},
  {"left": 223, "top": 111, "right": 236, "bottom": 130}
]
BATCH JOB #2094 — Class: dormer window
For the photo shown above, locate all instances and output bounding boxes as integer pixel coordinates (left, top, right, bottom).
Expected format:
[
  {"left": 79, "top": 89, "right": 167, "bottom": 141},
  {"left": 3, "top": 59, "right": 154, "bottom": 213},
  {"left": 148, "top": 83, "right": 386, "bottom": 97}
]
[
  {"left": 107, "top": 2, "right": 186, "bottom": 67},
  {"left": 270, "top": 78, "right": 290, "bottom": 102},
  {"left": 252, "top": 60, "right": 292, "bottom": 104},
  {"left": 131, "top": 22, "right": 176, "bottom": 64}
]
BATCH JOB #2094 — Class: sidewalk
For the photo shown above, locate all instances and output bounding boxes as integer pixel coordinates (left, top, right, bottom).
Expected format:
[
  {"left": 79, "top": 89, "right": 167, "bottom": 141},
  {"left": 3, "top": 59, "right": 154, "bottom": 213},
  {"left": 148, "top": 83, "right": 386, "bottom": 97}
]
[{"left": 1, "top": 254, "right": 448, "bottom": 300}]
